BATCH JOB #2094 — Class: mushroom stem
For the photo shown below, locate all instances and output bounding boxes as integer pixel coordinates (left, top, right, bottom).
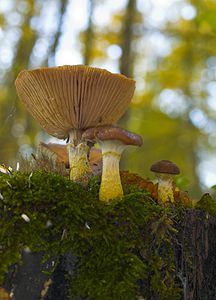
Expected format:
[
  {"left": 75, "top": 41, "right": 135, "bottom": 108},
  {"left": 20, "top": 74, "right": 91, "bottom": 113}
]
[
  {"left": 67, "top": 142, "right": 92, "bottom": 187},
  {"left": 157, "top": 174, "right": 175, "bottom": 204},
  {"left": 69, "top": 129, "right": 83, "bottom": 146},
  {"left": 99, "top": 140, "right": 125, "bottom": 202}
]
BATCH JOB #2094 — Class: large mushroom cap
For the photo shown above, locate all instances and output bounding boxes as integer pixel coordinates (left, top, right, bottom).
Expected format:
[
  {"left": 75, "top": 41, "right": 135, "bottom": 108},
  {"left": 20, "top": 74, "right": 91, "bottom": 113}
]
[
  {"left": 150, "top": 160, "right": 180, "bottom": 175},
  {"left": 82, "top": 126, "right": 143, "bottom": 146},
  {"left": 15, "top": 65, "right": 135, "bottom": 140}
]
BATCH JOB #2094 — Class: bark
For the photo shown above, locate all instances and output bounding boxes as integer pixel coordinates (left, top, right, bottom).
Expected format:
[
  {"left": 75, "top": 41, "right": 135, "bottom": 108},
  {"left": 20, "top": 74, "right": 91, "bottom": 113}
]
[
  {"left": 83, "top": 0, "right": 95, "bottom": 65},
  {"left": 177, "top": 210, "right": 216, "bottom": 300},
  {"left": 119, "top": 0, "right": 136, "bottom": 78},
  {"left": 118, "top": 0, "right": 137, "bottom": 169}
]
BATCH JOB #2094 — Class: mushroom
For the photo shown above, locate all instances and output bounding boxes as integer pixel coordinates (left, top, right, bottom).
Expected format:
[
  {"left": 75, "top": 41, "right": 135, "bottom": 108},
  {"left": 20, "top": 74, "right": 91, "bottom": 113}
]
[
  {"left": 82, "top": 126, "right": 143, "bottom": 202},
  {"left": 15, "top": 65, "right": 135, "bottom": 186},
  {"left": 37, "top": 142, "right": 70, "bottom": 168},
  {"left": 150, "top": 160, "right": 180, "bottom": 205},
  {"left": 36, "top": 143, "right": 102, "bottom": 175},
  {"left": 35, "top": 142, "right": 102, "bottom": 176}
]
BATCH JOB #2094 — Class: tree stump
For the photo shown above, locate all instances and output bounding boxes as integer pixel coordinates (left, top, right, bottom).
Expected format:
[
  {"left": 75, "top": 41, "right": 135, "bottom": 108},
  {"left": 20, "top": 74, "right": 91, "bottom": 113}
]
[{"left": 2, "top": 209, "right": 216, "bottom": 300}]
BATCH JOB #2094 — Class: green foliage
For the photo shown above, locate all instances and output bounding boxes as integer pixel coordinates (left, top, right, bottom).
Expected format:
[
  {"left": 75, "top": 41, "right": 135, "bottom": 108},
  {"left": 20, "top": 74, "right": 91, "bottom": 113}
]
[
  {"left": 0, "top": 170, "right": 184, "bottom": 299},
  {"left": 195, "top": 193, "right": 216, "bottom": 216},
  {"left": 198, "top": 9, "right": 216, "bottom": 32}
]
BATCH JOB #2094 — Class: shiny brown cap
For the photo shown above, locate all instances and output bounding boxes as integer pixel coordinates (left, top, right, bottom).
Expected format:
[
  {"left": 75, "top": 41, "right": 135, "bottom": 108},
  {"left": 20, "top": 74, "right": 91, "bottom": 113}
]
[
  {"left": 82, "top": 126, "right": 143, "bottom": 146},
  {"left": 150, "top": 160, "right": 180, "bottom": 175},
  {"left": 15, "top": 65, "right": 135, "bottom": 140}
]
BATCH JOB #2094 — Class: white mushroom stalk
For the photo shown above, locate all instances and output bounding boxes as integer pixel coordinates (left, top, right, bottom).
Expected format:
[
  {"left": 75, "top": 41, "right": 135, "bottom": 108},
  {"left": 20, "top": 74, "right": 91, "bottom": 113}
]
[
  {"left": 156, "top": 174, "right": 175, "bottom": 204},
  {"left": 99, "top": 140, "right": 126, "bottom": 202}
]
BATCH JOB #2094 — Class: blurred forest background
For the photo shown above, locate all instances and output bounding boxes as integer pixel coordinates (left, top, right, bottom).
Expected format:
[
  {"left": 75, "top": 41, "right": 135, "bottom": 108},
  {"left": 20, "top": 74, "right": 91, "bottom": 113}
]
[{"left": 0, "top": 0, "right": 216, "bottom": 198}]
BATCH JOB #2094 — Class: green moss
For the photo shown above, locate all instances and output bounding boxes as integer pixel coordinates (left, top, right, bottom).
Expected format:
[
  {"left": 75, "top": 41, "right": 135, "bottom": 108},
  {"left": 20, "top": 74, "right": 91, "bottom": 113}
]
[
  {"left": 0, "top": 170, "right": 185, "bottom": 299},
  {"left": 195, "top": 193, "right": 216, "bottom": 216}
]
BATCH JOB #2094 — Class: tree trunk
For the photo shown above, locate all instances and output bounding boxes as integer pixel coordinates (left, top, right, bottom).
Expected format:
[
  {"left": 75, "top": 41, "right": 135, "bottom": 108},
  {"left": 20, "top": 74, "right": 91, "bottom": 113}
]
[
  {"left": 83, "top": 0, "right": 95, "bottom": 65},
  {"left": 119, "top": 0, "right": 136, "bottom": 78}
]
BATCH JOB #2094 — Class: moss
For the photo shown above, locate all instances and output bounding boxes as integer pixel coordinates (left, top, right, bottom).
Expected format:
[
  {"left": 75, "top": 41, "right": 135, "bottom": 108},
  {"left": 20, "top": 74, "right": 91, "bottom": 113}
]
[
  {"left": 0, "top": 169, "right": 187, "bottom": 299},
  {"left": 195, "top": 193, "right": 216, "bottom": 216}
]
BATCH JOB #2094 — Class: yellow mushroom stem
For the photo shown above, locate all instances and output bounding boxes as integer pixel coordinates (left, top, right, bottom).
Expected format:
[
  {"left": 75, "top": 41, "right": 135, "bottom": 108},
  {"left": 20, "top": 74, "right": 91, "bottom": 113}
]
[
  {"left": 99, "top": 140, "right": 126, "bottom": 202},
  {"left": 67, "top": 142, "right": 92, "bottom": 187},
  {"left": 157, "top": 173, "right": 175, "bottom": 204}
]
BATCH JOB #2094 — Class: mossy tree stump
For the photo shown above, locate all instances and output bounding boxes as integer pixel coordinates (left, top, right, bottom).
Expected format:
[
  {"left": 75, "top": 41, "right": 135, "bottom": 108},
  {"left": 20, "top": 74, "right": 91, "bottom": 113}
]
[{"left": 1, "top": 171, "right": 216, "bottom": 300}]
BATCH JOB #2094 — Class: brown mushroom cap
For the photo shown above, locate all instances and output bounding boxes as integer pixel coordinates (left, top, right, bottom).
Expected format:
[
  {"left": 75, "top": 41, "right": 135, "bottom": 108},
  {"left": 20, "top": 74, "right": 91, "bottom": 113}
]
[
  {"left": 150, "top": 160, "right": 180, "bottom": 175},
  {"left": 15, "top": 65, "right": 135, "bottom": 140},
  {"left": 39, "top": 142, "right": 69, "bottom": 166},
  {"left": 82, "top": 126, "right": 143, "bottom": 146}
]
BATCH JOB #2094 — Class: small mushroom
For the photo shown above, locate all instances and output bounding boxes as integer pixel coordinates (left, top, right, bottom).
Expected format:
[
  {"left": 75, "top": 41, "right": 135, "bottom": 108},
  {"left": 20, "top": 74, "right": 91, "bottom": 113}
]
[
  {"left": 82, "top": 126, "right": 143, "bottom": 202},
  {"left": 36, "top": 142, "right": 102, "bottom": 175},
  {"left": 150, "top": 160, "right": 180, "bottom": 205},
  {"left": 37, "top": 142, "right": 70, "bottom": 168},
  {"left": 15, "top": 65, "right": 135, "bottom": 186}
]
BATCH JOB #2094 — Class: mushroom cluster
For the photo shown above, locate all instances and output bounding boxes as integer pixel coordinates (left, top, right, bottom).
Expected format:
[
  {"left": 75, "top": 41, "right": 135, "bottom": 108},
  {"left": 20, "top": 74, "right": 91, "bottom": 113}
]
[
  {"left": 16, "top": 65, "right": 183, "bottom": 205},
  {"left": 16, "top": 65, "right": 143, "bottom": 201},
  {"left": 36, "top": 142, "right": 102, "bottom": 176},
  {"left": 15, "top": 65, "right": 135, "bottom": 187}
]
